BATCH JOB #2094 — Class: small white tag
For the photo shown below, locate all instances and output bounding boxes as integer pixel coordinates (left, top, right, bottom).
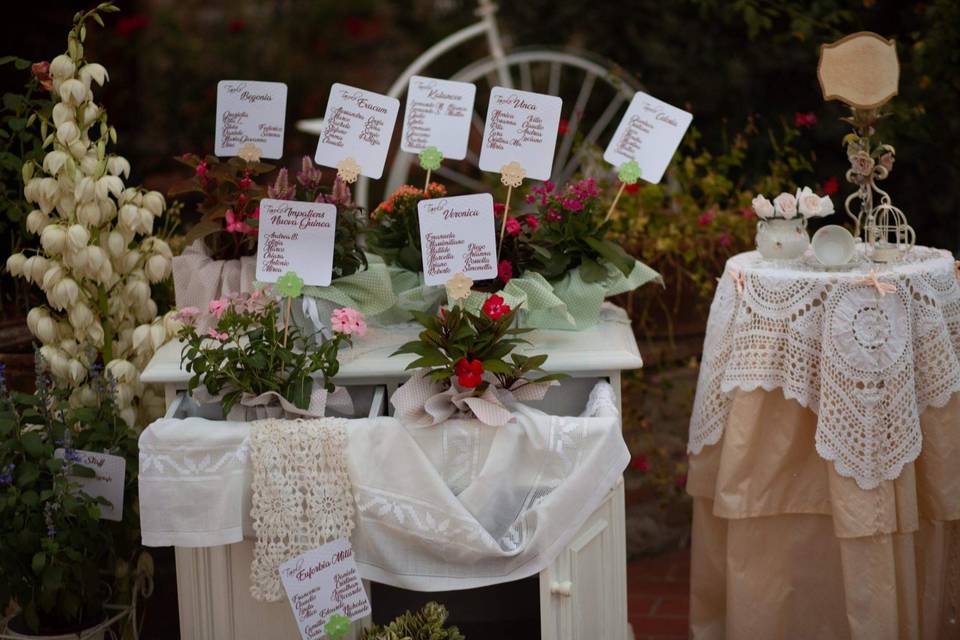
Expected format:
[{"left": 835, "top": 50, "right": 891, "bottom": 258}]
[
  {"left": 255, "top": 199, "right": 337, "bottom": 287},
  {"left": 54, "top": 449, "right": 125, "bottom": 521},
  {"left": 401, "top": 75, "right": 476, "bottom": 160},
  {"left": 603, "top": 91, "right": 692, "bottom": 184},
  {"left": 417, "top": 193, "right": 498, "bottom": 286},
  {"left": 314, "top": 83, "right": 400, "bottom": 180},
  {"left": 479, "top": 87, "right": 563, "bottom": 181},
  {"left": 215, "top": 80, "right": 288, "bottom": 159},
  {"left": 279, "top": 539, "right": 371, "bottom": 640}
]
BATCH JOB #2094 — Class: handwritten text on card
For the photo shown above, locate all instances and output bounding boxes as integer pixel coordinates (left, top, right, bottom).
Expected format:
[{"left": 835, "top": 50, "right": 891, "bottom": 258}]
[
  {"left": 418, "top": 193, "right": 497, "bottom": 286},
  {"left": 215, "top": 80, "right": 288, "bottom": 159},
  {"left": 314, "top": 84, "right": 400, "bottom": 180},
  {"left": 401, "top": 76, "right": 476, "bottom": 160},
  {"left": 603, "top": 92, "right": 692, "bottom": 184},
  {"left": 479, "top": 87, "right": 562, "bottom": 182},
  {"left": 54, "top": 449, "right": 126, "bottom": 521},
  {"left": 280, "top": 539, "right": 371, "bottom": 640},
  {"left": 256, "top": 200, "right": 337, "bottom": 287}
]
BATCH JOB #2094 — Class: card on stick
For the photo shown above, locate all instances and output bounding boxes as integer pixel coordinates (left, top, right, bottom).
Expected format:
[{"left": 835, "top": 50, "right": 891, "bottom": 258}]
[
  {"left": 279, "top": 539, "right": 371, "bottom": 640},
  {"left": 314, "top": 83, "right": 400, "bottom": 180},
  {"left": 603, "top": 91, "right": 692, "bottom": 184},
  {"left": 215, "top": 80, "right": 288, "bottom": 159},
  {"left": 54, "top": 449, "right": 126, "bottom": 521},
  {"left": 418, "top": 193, "right": 498, "bottom": 286},
  {"left": 479, "top": 87, "right": 563, "bottom": 182},
  {"left": 401, "top": 76, "right": 476, "bottom": 160},
  {"left": 256, "top": 199, "right": 337, "bottom": 287}
]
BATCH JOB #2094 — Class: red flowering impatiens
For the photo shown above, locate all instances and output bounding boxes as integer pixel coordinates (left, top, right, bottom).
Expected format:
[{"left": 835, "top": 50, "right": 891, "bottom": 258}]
[
  {"left": 454, "top": 357, "right": 484, "bottom": 388},
  {"left": 482, "top": 294, "right": 511, "bottom": 320}
]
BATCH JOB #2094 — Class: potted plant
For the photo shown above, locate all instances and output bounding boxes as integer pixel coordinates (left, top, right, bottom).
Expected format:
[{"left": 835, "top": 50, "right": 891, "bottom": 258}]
[
  {"left": 0, "top": 359, "right": 148, "bottom": 639},
  {"left": 169, "top": 155, "right": 397, "bottom": 327},
  {"left": 366, "top": 178, "right": 660, "bottom": 330},
  {"left": 175, "top": 288, "right": 365, "bottom": 419},
  {"left": 390, "top": 276, "right": 566, "bottom": 427}
]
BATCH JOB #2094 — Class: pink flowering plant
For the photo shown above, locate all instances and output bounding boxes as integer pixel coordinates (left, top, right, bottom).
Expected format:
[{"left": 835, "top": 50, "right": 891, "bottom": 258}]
[
  {"left": 169, "top": 155, "right": 366, "bottom": 277},
  {"left": 526, "top": 178, "right": 638, "bottom": 282},
  {"left": 175, "top": 289, "right": 364, "bottom": 415}
]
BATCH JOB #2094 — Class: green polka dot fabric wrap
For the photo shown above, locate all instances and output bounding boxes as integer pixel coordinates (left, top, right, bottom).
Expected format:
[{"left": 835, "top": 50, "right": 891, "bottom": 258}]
[
  {"left": 379, "top": 258, "right": 661, "bottom": 330},
  {"left": 299, "top": 254, "right": 398, "bottom": 325}
]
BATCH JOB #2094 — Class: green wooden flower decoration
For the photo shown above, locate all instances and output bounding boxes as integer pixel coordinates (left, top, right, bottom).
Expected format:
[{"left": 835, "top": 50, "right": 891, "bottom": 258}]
[
  {"left": 617, "top": 160, "right": 641, "bottom": 185},
  {"left": 419, "top": 146, "right": 443, "bottom": 171},
  {"left": 324, "top": 613, "right": 351, "bottom": 639},
  {"left": 275, "top": 271, "right": 304, "bottom": 298}
]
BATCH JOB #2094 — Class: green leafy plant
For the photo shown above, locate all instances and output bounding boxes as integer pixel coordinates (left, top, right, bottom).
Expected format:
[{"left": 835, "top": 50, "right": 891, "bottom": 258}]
[
  {"left": 176, "top": 290, "right": 363, "bottom": 415},
  {"left": 0, "top": 57, "right": 53, "bottom": 289},
  {"left": 367, "top": 182, "right": 446, "bottom": 272},
  {"left": 360, "top": 601, "right": 465, "bottom": 640},
  {"left": 0, "top": 357, "right": 145, "bottom": 634},
  {"left": 393, "top": 293, "right": 565, "bottom": 394},
  {"left": 526, "top": 177, "right": 638, "bottom": 283}
]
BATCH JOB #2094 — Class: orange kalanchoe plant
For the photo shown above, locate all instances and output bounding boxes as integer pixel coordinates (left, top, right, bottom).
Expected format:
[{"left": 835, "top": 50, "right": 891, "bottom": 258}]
[{"left": 367, "top": 182, "right": 446, "bottom": 272}]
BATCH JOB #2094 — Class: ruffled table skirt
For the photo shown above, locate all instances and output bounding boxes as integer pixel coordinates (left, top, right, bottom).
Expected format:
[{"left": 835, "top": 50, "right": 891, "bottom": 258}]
[{"left": 687, "top": 388, "right": 960, "bottom": 640}]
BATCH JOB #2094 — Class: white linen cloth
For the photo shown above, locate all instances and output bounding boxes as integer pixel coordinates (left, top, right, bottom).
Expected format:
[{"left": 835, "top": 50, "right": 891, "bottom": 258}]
[
  {"left": 688, "top": 246, "right": 960, "bottom": 489},
  {"left": 138, "top": 381, "right": 628, "bottom": 590}
]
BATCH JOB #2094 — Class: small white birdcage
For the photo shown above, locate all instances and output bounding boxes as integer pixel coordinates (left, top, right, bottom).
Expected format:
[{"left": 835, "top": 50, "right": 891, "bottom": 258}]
[{"left": 863, "top": 201, "right": 914, "bottom": 262}]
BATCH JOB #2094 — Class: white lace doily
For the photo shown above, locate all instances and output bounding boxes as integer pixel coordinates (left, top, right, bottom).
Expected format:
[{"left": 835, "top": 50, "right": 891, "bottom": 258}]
[
  {"left": 248, "top": 417, "right": 354, "bottom": 602},
  {"left": 689, "top": 246, "right": 960, "bottom": 490}
]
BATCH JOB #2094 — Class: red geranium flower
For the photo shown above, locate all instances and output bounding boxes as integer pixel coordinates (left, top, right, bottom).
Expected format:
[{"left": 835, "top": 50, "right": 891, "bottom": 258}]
[
  {"left": 505, "top": 218, "right": 522, "bottom": 236},
  {"left": 630, "top": 454, "right": 650, "bottom": 473},
  {"left": 454, "top": 357, "right": 484, "bottom": 389},
  {"left": 794, "top": 112, "right": 817, "bottom": 128},
  {"left": 524, "top": 214, "right": 539, "bottom": 231},
  {"left": 482, "top": 294, "right": 510, "bottom": 320}
]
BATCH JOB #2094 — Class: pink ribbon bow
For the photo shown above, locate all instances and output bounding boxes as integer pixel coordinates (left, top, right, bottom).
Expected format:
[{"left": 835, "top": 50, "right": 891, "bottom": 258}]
[
  {"left": 858, "top": 269, "right": 897, "bottom": 297},
  {"left": 728, "top": 269, "right": 745, "bottom": 296}
]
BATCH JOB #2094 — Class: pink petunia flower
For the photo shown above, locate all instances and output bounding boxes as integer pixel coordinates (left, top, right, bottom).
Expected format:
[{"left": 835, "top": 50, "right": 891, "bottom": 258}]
[
  {"left": 207, "top": 328, "right": 229, "bottom": 341},
  {"left": 330, "top": 307, "right": 367, "bottom": 337}
]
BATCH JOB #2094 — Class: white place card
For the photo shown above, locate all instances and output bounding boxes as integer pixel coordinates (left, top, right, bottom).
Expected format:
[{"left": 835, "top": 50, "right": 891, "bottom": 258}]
[
  {"left": 479, "top": 87, "right": 562, "bottom": 181},
  {"left": 603, "top": 91, "right": 693, "bottom": 184},
  {"left": 256, "top": 199, "right": 337, "bottom": 287},
  {"left": 401, "top": 76, "right": 476, "bottom": 160},
  {"left": 280, "top": 539, "right": 371, "bottom": 640},
  {"left": 418, "top": 193, "right": 497, "bottom": 286},
  {"left": 215, "top": 80, "right": 288, "bottom": 159},
  {"left": 54, "top": 449, "right": 125, "bottom": 521},
  {"left": 314, "top": 83, "right": 400, "bottom": 180}
]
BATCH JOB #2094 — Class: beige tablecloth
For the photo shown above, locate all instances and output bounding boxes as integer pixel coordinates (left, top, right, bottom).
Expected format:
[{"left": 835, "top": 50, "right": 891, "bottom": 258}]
[{"left": 687, "top": 388, "right": 960, "bottom": 640}]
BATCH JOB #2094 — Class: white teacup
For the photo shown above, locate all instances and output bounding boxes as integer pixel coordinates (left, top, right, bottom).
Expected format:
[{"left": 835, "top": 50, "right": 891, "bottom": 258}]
[{"left": 812, "top": 225, "right": 856, "bottom": 267}]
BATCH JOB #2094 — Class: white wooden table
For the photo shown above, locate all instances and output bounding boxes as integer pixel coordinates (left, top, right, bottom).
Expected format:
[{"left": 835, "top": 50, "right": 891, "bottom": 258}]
[{"left": 141, "top": 303, "right": 641, "bottom": 640}]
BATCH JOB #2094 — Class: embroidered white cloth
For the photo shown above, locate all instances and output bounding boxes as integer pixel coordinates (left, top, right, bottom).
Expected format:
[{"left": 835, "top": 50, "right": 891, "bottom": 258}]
[
  {"left": 689, "top": 246, "right": 960, "bottom": 489},
  {"left": 138, "top": 382, "right": 627, "bottom": 591}
]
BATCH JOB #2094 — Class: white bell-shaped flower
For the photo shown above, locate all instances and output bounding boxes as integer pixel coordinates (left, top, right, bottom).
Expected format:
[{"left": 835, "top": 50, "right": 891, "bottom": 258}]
[
  {"left": 106, "top": 358, "right": 137, "bottom": 385},
  {"left": 142, "top": 191, "right": 164, "bottom": 216},
  {"left": 51, "top": 103, "right": 76, "bottom": 127},
  {"left": 131, "top": 324, "right": 150, "bottom": 352},
  {"left": 137, "top": 208, "right": 154, "bottom": 234},
  {"left": 6, "top": 252, "right": 26, "bottom": 276},
  {"left": 79, "top": 63, "right": 109, "bottom": 88},
  {"left": 40, "top": 224, "right": 68, "bottom": 255},
  {"left": 106, "top": 156, "right": 131, "bottom": 179},
  {"left": 77, "top": 201, "right": 101, "bottom": 227},
  {"left": 43, "top": 151, "right": 69, "bottom": 176},
  {"left": 51, "top": 277, "right": 79, "bottom": 309},
  {"left": 106, "top": 231, "right": 126, "bottom": 258},
  {"left": 68, "top": 302, "right": 94, "bottom": 329},
  {"left": 26, "top": 210, "right": 49, "bottom": 234},
  {"left": 67, "top": 224, "right": 90, "bottom": 251},
  {"left": 58, "top": 78, "right": 87, "bottom": 106},
  {"left": 118, "top": 204, "right": 138, "bottom": 230},
  {"left": 49, "top": 54, "right": 76, "bottom": 80},
  {"left": 121, "top": 250, "right": 141, "bottom": 273},
  {"left": 96, "top": 175, "right": 124, "bottom": 200},
  {"left": 144, "top": 254, "right": 170, "bottom": 283},
  {"left": 56, "top": 120, "right": 80, "bottom": 145},
  {"left": 41, "top": 263, "right": 64, "bottom": 292}
]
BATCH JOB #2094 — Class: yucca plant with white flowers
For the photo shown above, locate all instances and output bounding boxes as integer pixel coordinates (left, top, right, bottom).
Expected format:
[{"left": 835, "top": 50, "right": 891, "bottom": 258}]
[{"left": 5, "top": 3, "right": 178, "bottom": 426}]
